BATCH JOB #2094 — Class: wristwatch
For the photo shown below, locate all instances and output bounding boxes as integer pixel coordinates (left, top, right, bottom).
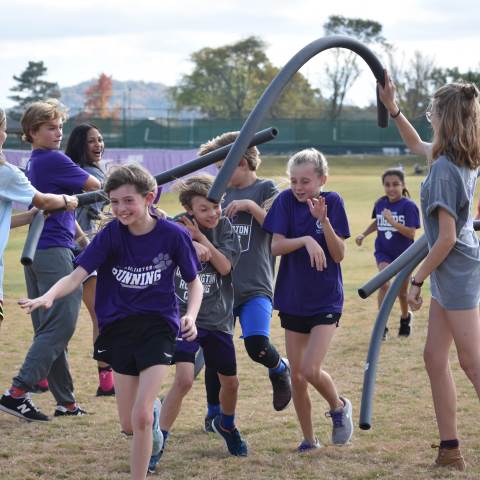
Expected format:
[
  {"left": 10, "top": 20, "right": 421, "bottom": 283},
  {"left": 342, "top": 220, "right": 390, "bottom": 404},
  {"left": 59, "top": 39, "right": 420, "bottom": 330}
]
[{"left": 410, "top": 276, "right": 423, "bottom": 287}]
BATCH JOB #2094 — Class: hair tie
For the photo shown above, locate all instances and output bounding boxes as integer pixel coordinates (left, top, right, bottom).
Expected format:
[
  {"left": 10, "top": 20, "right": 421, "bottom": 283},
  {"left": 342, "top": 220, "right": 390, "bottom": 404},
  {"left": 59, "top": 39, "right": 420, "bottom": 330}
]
[{"left": 461, "top": 84, "right": 479, "bottom": 100}]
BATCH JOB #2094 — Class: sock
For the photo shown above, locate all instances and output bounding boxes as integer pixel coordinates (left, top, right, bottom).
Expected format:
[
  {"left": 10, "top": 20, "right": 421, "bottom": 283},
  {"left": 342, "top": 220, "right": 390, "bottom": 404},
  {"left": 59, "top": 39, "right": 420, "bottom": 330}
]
[
  {"left": 98, "top": 366, "right": 114, "bottom": 391},
  {"left": 220, "top": 413, "right": 235, "bottom": 431},
  {"left": 36, "top": 379, "right": 49, "bottom": 388},
  {"left": 207, "top": 403, "right": 221, "bottom": 418},
  {"left": 440, "top": 439, "right": 459, "bottom": 449},
  {"left": 161, "top": 430, "right": 169, "bottom": 443},
  {"left": 9, "top": 386, "right": 26, "bottom": 398},
  {"left": 269, "top": 359, "right": 286, "bottom": 375},
  {"left": 64, "top": 402, "right": 77, "bottom": 412}
]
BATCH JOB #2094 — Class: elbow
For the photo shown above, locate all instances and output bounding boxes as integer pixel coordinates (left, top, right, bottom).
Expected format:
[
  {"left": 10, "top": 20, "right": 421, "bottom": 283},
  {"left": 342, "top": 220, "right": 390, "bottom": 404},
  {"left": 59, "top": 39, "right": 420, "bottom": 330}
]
[
  {"left": 218, "top": 264, "right": 232, "bottom": 276},
  {"left": 332, "top": 250, "right": 345, "bottom": 263},
  {"left": 271, "top": 240, "right": 281, "bottom": 256}
]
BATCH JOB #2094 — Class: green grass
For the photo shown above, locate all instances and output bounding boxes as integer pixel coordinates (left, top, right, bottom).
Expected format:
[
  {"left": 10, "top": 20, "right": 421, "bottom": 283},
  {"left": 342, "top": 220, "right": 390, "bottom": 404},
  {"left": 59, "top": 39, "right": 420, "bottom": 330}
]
[{"left": 1, "top": 155, "right": 479, "bottom": 479}]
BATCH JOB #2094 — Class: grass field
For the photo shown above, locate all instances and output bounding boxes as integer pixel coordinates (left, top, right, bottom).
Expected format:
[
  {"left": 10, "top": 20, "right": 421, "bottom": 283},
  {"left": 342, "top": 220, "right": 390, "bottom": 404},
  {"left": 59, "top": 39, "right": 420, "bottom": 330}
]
[{"left": 1, "top": 155, "right": 479, "bottom": 479}]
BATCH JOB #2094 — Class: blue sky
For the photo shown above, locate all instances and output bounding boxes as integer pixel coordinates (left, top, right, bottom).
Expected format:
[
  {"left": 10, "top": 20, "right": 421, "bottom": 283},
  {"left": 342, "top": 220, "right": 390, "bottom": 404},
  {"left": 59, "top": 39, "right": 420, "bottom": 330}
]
[{"left": 1, "top": 0, "right": 479, "bottom": 108}]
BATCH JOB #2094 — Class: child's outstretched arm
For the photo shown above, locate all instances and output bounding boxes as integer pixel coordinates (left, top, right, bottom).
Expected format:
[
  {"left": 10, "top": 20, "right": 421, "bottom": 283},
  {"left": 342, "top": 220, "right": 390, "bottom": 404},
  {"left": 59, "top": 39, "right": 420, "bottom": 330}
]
[
  {"left": 355, "top": 220, "right": 377, "bottom": 246},
  {"left": 378, "top": 70, "right": 431, "bottom": 158},
  {"left": 10, "top": 208, "right": 38, "bottom": 229},
  {"left": 32, "top": 192, "right": 78, "bottom": 212},
  {"left": 18, "top": 266, "right": 88, "bottom": 313},
  {"left": 180, "top": 277, "right": 203, "bottom": 342}
]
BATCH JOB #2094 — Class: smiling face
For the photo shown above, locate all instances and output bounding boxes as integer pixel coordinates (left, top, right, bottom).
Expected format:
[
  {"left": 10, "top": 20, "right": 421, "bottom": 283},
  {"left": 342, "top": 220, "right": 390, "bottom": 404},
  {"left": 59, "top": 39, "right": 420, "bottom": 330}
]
[
  {"left": 382, "top": 174, "right": 404, "bottom": 202},
  {"left": 289, "top": 163, "right": 326, "bottom": 203},
  {"left": 187, "top": 195, "right": 221, "bottom": 229},
  {"left": 109, "top": 184, "right": 154, "bottom": 228},
  {"left": 30, "top": 118, "right": 63, "bottom": 150},
  {"left": 85, "top": 127, "right": 104, "bottom": 164}
]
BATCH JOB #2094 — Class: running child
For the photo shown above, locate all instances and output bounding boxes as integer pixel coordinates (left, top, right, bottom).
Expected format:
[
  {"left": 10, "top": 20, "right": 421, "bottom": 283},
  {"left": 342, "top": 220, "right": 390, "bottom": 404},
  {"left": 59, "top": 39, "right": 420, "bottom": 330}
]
[
  {"left": 0, "top": 100, "right": 100, "bottom": 419},
  {"left": 263, "top": 148, "right": 353, "bottom": 451},
  {"left": 379, "top": 70, "right": 480, "bottom": 471},
  {"left": 153, "top": 174, "right": 246, "bottom": 470},
  {"left": 17, "top": 164, "right": 203, "bottom": 480},
  {"left": 355, "top": 168, "right": 420, "bottom": 338},
  {"left": 65, "top": 123, "right": 114, "bottom": 396},
  {"left": 198, "top": 132, "right": 291, "bottom": 432},
  {"left": 0, "top": 107, "right": 78, "bottom": 327}
]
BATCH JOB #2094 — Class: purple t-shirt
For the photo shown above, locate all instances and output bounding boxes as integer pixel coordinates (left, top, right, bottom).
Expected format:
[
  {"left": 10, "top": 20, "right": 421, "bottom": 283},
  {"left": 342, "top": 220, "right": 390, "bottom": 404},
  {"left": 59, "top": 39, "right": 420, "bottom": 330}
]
[
  {"left": 75, "top": 218, "right": 201, "bottom": 334},
  {"left": 26, "top": 149, "right": 89, "bottom": 249},
  {"left": 263, "top": 189, "right": 350, "bottom": 315},
  {"left": 372, "top": 196, "right": 420, "bottom": 259}
]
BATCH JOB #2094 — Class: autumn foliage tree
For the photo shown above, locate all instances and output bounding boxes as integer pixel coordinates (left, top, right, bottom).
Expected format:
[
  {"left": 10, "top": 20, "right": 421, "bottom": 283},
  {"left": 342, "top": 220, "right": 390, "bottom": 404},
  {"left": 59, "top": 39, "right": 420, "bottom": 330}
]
[{"left": 84, "top": 73, "right": 118, "bottom": 118}]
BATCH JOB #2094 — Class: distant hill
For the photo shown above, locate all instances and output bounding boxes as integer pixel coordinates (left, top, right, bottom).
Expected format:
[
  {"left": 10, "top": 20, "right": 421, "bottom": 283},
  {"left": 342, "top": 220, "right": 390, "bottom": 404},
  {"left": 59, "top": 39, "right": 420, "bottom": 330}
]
[{"left": 60, "top": 79, "right": 196, "bottom": 119}]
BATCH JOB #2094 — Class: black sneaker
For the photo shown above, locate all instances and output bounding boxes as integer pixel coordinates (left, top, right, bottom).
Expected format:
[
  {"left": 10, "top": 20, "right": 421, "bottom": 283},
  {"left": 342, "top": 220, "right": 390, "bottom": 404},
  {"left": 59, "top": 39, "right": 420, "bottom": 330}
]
[
  {"left": 382, "top": 326, "right": 389, "bottom": 341},
  {"left": 269, "top": 358, "right": 292, "bottom": 411},
  {"left": 212, "top": 415, "right": 248, "bottom": 457},
  {"left": 204, "top": 415, "right": 215, "bottom": 433},
  {"left": 54, "top": 405, "right": 87, "bottom": 417},
  {"left": 398, "top": 312, "right": 412, "bottom": 337},
  {"left": 0, "top": 392, "right": 50, "bottom": 422}
]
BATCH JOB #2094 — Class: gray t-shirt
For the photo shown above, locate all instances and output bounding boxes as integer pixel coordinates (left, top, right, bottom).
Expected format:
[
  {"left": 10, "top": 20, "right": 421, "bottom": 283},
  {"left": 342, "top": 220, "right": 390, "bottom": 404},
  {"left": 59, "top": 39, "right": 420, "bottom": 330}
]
[
  {"left": 421, "top": 155, "right": 480, "bottom": 309},
  {"left": 75, "top": 165, "right": 106, "bottom": 234},
  {"left": 222, "top": 178, "right": 279, "bottom": 308},
  {"left": 175, "top": 216, "right": 241, "bottom": 334}
]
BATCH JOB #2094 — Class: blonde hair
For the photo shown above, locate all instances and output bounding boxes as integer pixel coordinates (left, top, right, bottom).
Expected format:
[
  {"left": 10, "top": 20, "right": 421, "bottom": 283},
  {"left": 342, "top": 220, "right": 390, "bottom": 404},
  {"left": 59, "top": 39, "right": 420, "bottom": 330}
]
[
  {"left": 20, "top": 98, "right": 67, "bottom": 143},
  {"left": 431, "top": 82, "right": 480, "bottom": 169},
  {"left": 104, "top": 163, "right": 157, "bottom": 197},
  {"left": 198, "top": 131, "right": 261, "bottom": 171},
  {"left": 287, "top": 148, "right": 329, "bottom": 177},
  {"left": 0, "top": 108, "right": 6, "bottom": 164},
  {"left": 174, "top": 174, "right": 218, "bottom": 209}
]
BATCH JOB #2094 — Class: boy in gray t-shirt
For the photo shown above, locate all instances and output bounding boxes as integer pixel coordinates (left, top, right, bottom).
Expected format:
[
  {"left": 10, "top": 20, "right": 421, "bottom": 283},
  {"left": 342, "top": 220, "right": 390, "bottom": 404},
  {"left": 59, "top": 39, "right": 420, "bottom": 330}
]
[
  {"left": 158, "top": 175, "right": 248, "bottom": 462},
  {"left": 198, "top": 132, "right": 292, "bottom": 432}
]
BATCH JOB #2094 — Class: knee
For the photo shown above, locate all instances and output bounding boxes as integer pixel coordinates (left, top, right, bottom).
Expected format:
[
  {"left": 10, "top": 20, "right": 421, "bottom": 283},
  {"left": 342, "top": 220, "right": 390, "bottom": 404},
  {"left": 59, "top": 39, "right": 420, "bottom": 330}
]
[
  {"left": 458, "top": 354, "right": 480, "bottom": 379},
  {"left": 300, "top": 364, "right": 320, "bottom": 385},
  {"left": 220, "top": 375, "right": 239, "bottom": 394},
  {"left": 290, "top": 369, "right": 307, "bottom": 391},
  {"left": 244, "top": 335, "right": 270, "bottom": 363},
  {"left": 175, "top": 373, "right": 194, "bottom": 396},
  {"left": 423, "top": 347, "right": 447, "bottom": 374},
  {"left": 131, "top": 406, "right": 153, "bottom": 432}
]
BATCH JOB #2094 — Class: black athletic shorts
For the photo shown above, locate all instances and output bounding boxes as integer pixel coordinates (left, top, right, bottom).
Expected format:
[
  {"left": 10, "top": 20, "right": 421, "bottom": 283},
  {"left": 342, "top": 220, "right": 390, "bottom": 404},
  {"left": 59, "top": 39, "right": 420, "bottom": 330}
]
[
  {"left": 279, "top": 311, "right": 341, "bottom": 334},
  {"left": 94, "top": 315, "right": 176, "bottom": 376}
]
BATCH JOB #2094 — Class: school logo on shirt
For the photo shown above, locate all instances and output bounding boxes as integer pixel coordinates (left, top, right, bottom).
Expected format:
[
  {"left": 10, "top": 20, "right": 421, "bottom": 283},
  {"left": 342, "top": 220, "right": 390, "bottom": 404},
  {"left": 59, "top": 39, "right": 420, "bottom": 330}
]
[
  {"left": 315, "top": 220, "right": 324, "bottom": 234},
  {"left": 376, "top": 213, "right": 405, "bottom": 240},
  {"left": 231, "top": 216, "right": 253, "bottom": 253},
  {"left": 111, "top": 253, "right": 172, "bottom": 289},
  {"left": 175, "top": 263, "right": 219, "bottom": 302}
]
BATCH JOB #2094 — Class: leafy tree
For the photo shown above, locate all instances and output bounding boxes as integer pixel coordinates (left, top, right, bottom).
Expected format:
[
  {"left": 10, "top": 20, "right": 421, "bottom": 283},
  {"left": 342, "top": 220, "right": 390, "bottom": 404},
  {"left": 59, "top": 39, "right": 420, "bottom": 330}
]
[
  {"left": 323, "top": 15, "right": 388, "bottom": 121},
  {"left": 83, "top": 73, "right": 118, "bottom": 118},
  {"left": 430, "top": 66, "right": 480, "bottom": 90},
  {"left": 172, "top": 36, "right": 321, "bottom": 118},
  {"left": 8, "top": 61, "right": 60, "bottom": 119}
]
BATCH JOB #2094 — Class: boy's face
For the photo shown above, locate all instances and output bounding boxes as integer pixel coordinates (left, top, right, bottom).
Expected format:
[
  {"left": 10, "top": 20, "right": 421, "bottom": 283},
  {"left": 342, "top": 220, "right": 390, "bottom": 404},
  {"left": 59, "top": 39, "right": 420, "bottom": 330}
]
[
  {"left": 30, "top": 118, "right": 63, "bottom": 150},
  {"left": 187, "top": 196, "right": 221, "bottom": 229}
]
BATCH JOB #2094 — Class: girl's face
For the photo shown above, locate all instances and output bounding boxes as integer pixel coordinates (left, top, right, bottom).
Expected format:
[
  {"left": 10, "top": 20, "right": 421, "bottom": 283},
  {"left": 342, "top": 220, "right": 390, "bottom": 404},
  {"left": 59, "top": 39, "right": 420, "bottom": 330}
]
[
  {"left": 31, "top": 118, "right": 63, "bottom": 150},
  {"left": 383, "top": 174, "right": 404, "bottom": 202},
  {"left": 0, "top": 119, "right": 6, "bottom": 150},
  {"left": 109, "top": 184, "right": 154, "bottom": 228},
  {"left": 86, "top": 128, "right": 104, "bottom": 164},
  {"left": 187, "top": 196, "right": 221, "bottom": 229},
  {"left": 289, "top": 163, "right": 326, "bottom": 203}
]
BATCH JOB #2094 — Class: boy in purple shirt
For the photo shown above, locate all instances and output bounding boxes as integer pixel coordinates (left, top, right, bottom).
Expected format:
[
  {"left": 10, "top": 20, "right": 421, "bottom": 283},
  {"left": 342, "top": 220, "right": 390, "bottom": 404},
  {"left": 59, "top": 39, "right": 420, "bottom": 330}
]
[
  {"left": 263, "top": 148, "right": 353, "bottom": 451},
  {"left": 355, "top": 169, "right": 420, "bottom": 337},
  {"left": 17, "top": 164, "right": 203, "bottom": 480},
  {"left": 0, "top": 99, "right": 100, "bottom": 422}
]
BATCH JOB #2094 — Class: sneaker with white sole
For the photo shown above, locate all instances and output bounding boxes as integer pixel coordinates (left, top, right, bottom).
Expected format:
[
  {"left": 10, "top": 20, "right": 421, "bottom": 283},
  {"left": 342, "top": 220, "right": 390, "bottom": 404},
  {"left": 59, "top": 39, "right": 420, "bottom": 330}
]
[
  {"left": 325, "top": 396, "right": 353, "bottom": 445},
  {"left": 0, "top": 392, "right": 49, "bottom": 422},
  {"left": 297, "top": 437, "right": 322, "bottom": 452},
  {"left": 148, "top": 398, "right": 164, "bottom": 474},
  {"left": 54, "top": 405, "right": 87, "bottom": 417}
]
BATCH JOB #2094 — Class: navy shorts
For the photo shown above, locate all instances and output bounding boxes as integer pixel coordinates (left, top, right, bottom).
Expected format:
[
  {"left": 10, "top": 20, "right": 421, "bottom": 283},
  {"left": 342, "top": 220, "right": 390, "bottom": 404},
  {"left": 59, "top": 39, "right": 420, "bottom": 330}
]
[
  {"left": 94, "top": 315, "right": 176, "bottom": 376},
  {"left": 279, "top": 311, "right": 341, "bottom": 334},
  {"left": 173, "top": 327, "right": 237, "bottom": 376}
]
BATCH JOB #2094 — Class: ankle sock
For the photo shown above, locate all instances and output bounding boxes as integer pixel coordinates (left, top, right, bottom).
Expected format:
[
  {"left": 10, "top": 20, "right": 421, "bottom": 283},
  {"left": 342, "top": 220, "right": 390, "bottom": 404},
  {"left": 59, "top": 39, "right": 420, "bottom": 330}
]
[
  {"left": 161, "top": 429, "right": 169, "bottom": 443},
  {"left": 9, "top": 386, "right": 26, "bottom": 398},
  {"left": 269, "top": 359, "right": 286, "bottom": 375},
  {"left": 207, "top": 403, "right": 221, "bottom": 418},
  {"left": 220, "top": 413, "right": 235, "bottom": 430},
  {"left": 440, "top": 439, "right": 459, "bottom": 449}
]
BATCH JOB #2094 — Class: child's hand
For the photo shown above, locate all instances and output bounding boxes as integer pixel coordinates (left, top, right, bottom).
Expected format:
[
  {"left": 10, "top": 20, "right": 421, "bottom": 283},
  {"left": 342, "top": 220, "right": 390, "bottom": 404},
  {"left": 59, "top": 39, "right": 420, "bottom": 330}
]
[
  {"left": 64, "top": 195, "right": 78, "bottom": 211},
  {"left": 307, "top": 197, "right": 327, "bottom": 223},
  {"left": 224, "top": 200, "right": 252, "bottom": 218},
  {"left": 193, "top": 241, "right": 211, "bottom": 262},
  {"left": 180, "top": 314, "right": 197, "bottom": 342},
  {"left": 304, "top": 236, "right": 327, "bottom": 271},
  {"left": 179, "top": 215, "right": 203, "bottom": 241},
  {"left": 18, "top": 295, "right": 53, "bottom": 313},
  {"left": 407, "top": 285, "right": 423, "bottom": 311},
  {"left": 382, "top": 208, "right": 394, "bottom": 225},
  {"left": 355, "top": 234, "right": 365, "bottom": 246}
]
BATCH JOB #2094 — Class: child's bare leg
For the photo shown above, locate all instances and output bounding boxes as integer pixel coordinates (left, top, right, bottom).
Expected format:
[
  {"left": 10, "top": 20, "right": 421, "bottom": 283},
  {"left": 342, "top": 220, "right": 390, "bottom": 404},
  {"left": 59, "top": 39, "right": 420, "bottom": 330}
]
[
  {"left": 113, "top": 372, "right": 138, "bottom": 435},
  {"left": 217, "top": 373, "right": 239, "bottom": 415}
]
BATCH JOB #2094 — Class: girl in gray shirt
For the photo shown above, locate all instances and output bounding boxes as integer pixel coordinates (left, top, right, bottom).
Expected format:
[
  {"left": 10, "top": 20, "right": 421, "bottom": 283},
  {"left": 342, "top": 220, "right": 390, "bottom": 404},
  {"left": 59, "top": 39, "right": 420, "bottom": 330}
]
[{"left": 379, "top": 71, "right": 480, "bottom": 472}]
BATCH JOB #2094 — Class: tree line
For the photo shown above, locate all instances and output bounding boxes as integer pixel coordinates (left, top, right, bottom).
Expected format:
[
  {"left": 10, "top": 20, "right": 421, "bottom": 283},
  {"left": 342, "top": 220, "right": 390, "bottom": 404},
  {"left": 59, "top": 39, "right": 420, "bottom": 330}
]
[{"left": 7, "top": 15, "right": 480, "bottom": 123}]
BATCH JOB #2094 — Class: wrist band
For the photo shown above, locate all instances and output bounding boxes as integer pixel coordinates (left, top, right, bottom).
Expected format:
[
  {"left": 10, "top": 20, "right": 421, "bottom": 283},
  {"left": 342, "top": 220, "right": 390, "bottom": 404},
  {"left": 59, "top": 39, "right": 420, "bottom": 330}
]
[
  {"left": 410, "top": 276, "right": 423, "bottom": 287},
  {"left": 390, "top": 108, "right": 401, "bottom": 119},
  {"left": 62, "top": 194, "right": 68, "bottom": 208}
]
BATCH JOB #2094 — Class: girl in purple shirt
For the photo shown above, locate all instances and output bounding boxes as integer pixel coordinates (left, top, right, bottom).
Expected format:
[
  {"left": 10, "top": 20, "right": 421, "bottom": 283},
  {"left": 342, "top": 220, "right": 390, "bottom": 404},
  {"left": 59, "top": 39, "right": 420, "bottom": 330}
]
[
  {"left": 263, "top": 148, "right": 353, "bottom": 451},
  {"left": 18, "top": 164, "right": 203, "bottom": 480},
  {"left": 355, "top": 169, "right": 420, "bottom": 338}
]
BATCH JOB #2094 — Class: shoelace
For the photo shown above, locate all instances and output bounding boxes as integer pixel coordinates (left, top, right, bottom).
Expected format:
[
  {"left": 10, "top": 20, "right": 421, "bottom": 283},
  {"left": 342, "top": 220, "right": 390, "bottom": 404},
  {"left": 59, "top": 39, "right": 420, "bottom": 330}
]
[
  {"left": 326, "top": 410, "right": 344, "bottom": 427},
  {"left": 24, "top": 394, "right": 41, "bottom": 413}
]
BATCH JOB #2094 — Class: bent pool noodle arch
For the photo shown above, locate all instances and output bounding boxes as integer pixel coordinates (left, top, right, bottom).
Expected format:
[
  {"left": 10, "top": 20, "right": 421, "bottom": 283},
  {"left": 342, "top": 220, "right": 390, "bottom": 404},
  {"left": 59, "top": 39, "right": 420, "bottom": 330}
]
[
  {"left": 208, "top": 35, "right": 388, "bottom": 203},
  {"left": 20, "top": 127, "right": 278, "bottom": 266}
]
